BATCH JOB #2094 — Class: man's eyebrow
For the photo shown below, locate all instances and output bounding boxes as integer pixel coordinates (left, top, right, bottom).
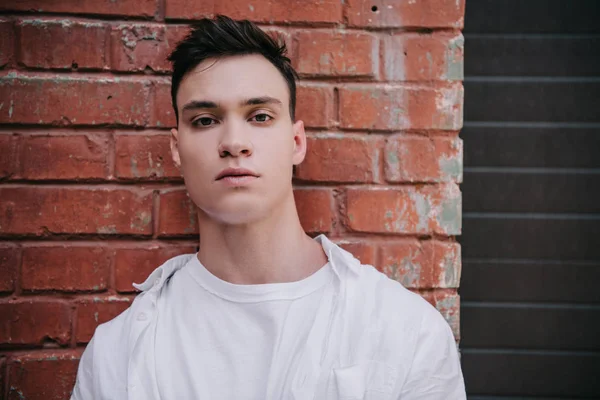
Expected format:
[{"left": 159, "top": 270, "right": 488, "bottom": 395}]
[
  {"left": 242, "top": 96, "right": 282, "bottom": 107},
  {"left": 181, "top": 97, "right": 282, "bottom": 112},
  {"left": 181, "top": 100, "right": 219, "bottom": 112}
]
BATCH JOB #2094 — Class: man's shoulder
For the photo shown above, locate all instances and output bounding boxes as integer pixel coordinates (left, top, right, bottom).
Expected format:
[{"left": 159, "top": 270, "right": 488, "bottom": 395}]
[
  {"left": 324, "top": 236, "right": 440, "bottom": 329},
  {"left": 87, "top": 252, "right": 196, "bottom": 351},
  {"left": 336, "top": 263, "right": 455, "bottom": 374},
  {"left": 354, "top": 264, "right": 440, "bottom": 325}
]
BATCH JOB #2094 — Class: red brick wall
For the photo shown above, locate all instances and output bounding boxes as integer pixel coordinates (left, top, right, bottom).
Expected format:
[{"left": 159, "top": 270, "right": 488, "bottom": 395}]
[{"left": 0, "top": 1, "right": 464, "bottom": 397}]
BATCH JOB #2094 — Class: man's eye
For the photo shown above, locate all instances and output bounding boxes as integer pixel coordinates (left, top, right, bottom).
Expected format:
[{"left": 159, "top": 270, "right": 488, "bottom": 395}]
[
  {"left": 251, "top": 113, "right": 272, "bottom": 123},
  {"left": 193, "top": 117, "right": 216, "bottom": 126}
]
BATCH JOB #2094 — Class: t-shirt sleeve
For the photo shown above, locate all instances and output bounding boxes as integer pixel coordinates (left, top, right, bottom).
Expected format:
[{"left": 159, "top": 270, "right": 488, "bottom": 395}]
[{"left": 398, "top": 307, "right": 466, "bottom": 399}]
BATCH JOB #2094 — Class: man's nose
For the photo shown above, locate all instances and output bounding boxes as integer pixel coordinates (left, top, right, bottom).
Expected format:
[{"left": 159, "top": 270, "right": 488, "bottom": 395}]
[{"left": 218, "top": 120, "right": 254, "bottom": 158}]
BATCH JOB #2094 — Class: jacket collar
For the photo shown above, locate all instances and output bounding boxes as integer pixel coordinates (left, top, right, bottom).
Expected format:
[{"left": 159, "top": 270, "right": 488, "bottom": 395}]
[{"left": 133, "top": 235, "right": 360, "bottom": 293}]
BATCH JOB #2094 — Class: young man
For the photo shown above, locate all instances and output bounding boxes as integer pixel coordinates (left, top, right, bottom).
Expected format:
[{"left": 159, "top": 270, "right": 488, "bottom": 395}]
[{"left": 72, "top": 15, "right": 465, "bottom": 399}]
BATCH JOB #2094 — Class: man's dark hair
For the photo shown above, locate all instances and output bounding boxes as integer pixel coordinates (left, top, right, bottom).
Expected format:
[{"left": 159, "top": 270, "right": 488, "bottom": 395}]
[{"left": 168, "top": 15, "right": 299, "bottom": 123}]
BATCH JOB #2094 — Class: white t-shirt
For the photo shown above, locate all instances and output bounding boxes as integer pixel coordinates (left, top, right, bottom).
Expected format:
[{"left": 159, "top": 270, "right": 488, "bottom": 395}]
[
  {"left": 155, "top": 255, "right": 334, "bottom": 399},
  {"left": 71, "top": 235, "right": 466, "bottom": 399}
]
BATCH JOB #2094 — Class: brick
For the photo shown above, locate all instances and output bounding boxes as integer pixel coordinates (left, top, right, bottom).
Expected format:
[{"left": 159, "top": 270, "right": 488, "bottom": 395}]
[
  {"left": 150, "top": 79, "right": 176, "bottom": 128},
  {"left": 0, "top": 19, "right": 14, "bottom": 68},
  {"left": 111, "top": 24, "right": 189, "bottom": 73},
  {"left": 76, "top": 298, "right": 131, "bottom": 343},
  {"left": 115, "top": 133, "right": 180, "bottom": 180},
  {"left": 339, "top": 84, "right": 463, "bottom": 131},
  {"left": 294, "top": 30, "right": 378, "bottom": 78},
  {"left": 17, "top": 19, "right": 107, "bottom": 70},
  {"left": 425, "top": 183, "right": 462, "bottom": 235},
  {"left": 0, "top": 301, "right": 71, "bottom": 345},
  {"left": 293, "top": 188, "right": 335, "bottom": 233},
  {"left": 379, "top": 240, "right": 461, "bottom": 288},
  {"left": 431, "top": 241, "right": 461, "bottom": 288},
  {"left": 115, "top": 245, "right": 196, "bottom": 292},
  {"left": 158, "top": 189, "right": 199, "bottom": 236},
  {"left": 380, "top": 239, "right": 428, "bottom": 286},
  {"left": 383, "top": 33, "right": 464, "bottom": 81},
  {"left": 0, "top": 187, "right": 153, "bottom": 236},
  {"left": 296, "top": 134, "right": 381, "bottom": 183},
  {"left": 420, "top": 290, "right": 460, "bottom": 339},
  {"left": 0, "top": 73, "right": 150, "bottom": 126},
  {"left": 0, "top": 244, "right": 20, "bottom": 293},
  {"left": 0, "top": 0, "right": 157, "bottom": 17},
  {"left": 20, "top": 134, "right": 109, "bottom": 180},
  {"left": 336, "top": 241, "right": 377, "bottom": 266},
  {"left": 346, "top": 0, "right": 465, "bottom": 28},
  {"left": 295, "top": 84, "right": 334, "bottom": 128},
  {"left": 0, "top": 133, "right": 19, "bottom": 179},
  {"left": 165, "top": 0, "right": 342, "bottom": 24},
  {"left": 21, "top": 246, "right": 111, "bottom": 292},
  {"left": 384, "top": 135, "right": 463, "bottom": 183},
  {"left": 344, "top": 184, "right": 461, "bottom": 235},
  {"left": 6, "top": 351, "right": 80, "bottom": 400}
]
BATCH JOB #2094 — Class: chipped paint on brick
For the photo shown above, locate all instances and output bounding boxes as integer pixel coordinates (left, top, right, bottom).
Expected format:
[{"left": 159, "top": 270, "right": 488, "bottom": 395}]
[
  {"left": 399, "top": 256, "right": 422, "bottom": 287},
  {"left": 439, "top": 244, "right": 461, "bottom": 288},
  {"left": 439, "top": 152, "right": 463, "bottom": 182},
  {"left": 425, "top": 51, "right": 434, "bottom": 76},
  {"left": 97, "top": 225, "right": 117, "bottom": 234},
  {"left": 386, "top": 149, "right": 399, "bottom": 165},
  {"left": 314, "top": 132, "right": 345, "bottom": 139},
  {"left": 121, "top": 29, "right": 137, "bottom": 49},
  {"left": 101, "top": 203, "right": 113, "bottom": 219},
  {"left": 384, "top": 196, "right": 409, "bottom": 233},
  {"left": 21, "top": 19, "right": 103, "bottom": 28},
  {"left": 389, "top": 98, "right": 408, "bottom": 128},
  {"left": 445, "top": 34, "right": 464, "bottom": 80},
  {"left": 116, "top": 24, "right": 166, "bottom": 70},
  {"left": 20, "top": 19, "right": 49, "bottom": 27},
  {"left": 385, "top": 137, "right": 410, "bottom": 181},
  {"left": 436, "top": 295, "right": 458, "bottom": 318},
  {"left": 319, "top": 53, "right": 330, "bottom": 70},
  {"left": 411, "top": 190, "right": 431, "bottom": 233},
  {"left": 435, "top": 86, "right": 463, "bottom": 130},
  {"left": 383, "top": 36, "right": 406, "bottom": 81},
  {"left": 131, "top": 211, "right": 151, "bottom": 231},
  {"left": 146, "top": 151, "right": 166, "bottom": 177},
  {"left": 130, "top": 157, "right": 140, "bottom": 178},
  {"left": 372, "top": 147, "right": 381, "bottom": 182},
  {"left": 434, "top": 294, "right": 460, "bottom": 337},
  {"left": 436, "top": 184, "right": 462, "bottom": 235},
  {"left": 386, "top": 255, "right": 422, "bottom": 287}
]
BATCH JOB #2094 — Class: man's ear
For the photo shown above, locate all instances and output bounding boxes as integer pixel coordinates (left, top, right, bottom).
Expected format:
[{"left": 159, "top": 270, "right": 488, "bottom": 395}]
[
  {"left": 170, "top": 128, "right": 181, "bottom": 169},
  {"left": 291, "top": 120, "right": 307, "bottom": 166}
]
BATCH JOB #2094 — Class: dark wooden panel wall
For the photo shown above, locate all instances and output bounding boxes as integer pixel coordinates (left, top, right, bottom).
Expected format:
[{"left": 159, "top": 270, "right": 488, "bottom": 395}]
[{"left": 459, "top": 0, "right": 600, "bottom": 398}]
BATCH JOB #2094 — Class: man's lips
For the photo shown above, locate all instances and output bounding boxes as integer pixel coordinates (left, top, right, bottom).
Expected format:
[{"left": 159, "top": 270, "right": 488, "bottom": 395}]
[{"left": 215, "top": 168, "right": 259, "bottom": 180}]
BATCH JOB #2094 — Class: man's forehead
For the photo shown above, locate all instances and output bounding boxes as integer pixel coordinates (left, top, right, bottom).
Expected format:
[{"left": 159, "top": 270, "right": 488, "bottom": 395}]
[{"left": 177, "top": 54, "right": 290, "bottom": 107}]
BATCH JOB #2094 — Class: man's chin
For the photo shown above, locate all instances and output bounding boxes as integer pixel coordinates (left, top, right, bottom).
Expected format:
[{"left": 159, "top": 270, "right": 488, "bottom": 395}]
[{"left": 204, "top": 202, "right": 271, "bottom": 226}]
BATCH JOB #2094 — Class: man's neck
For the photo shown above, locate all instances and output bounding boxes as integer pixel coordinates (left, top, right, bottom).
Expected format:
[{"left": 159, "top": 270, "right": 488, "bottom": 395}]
[{"left": 195, "top": 195, "right": 328, "bottom": 285}]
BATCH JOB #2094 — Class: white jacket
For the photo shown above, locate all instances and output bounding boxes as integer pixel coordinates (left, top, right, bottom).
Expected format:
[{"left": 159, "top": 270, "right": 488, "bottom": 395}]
[{"left": 71, "top": 235, "right": 465, "bottom": 399}]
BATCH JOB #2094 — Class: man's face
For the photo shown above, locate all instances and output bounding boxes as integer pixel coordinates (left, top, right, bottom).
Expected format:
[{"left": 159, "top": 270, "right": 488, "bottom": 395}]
[{"left": 171, "top": 54, "right": 306, "bottom": 225}]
